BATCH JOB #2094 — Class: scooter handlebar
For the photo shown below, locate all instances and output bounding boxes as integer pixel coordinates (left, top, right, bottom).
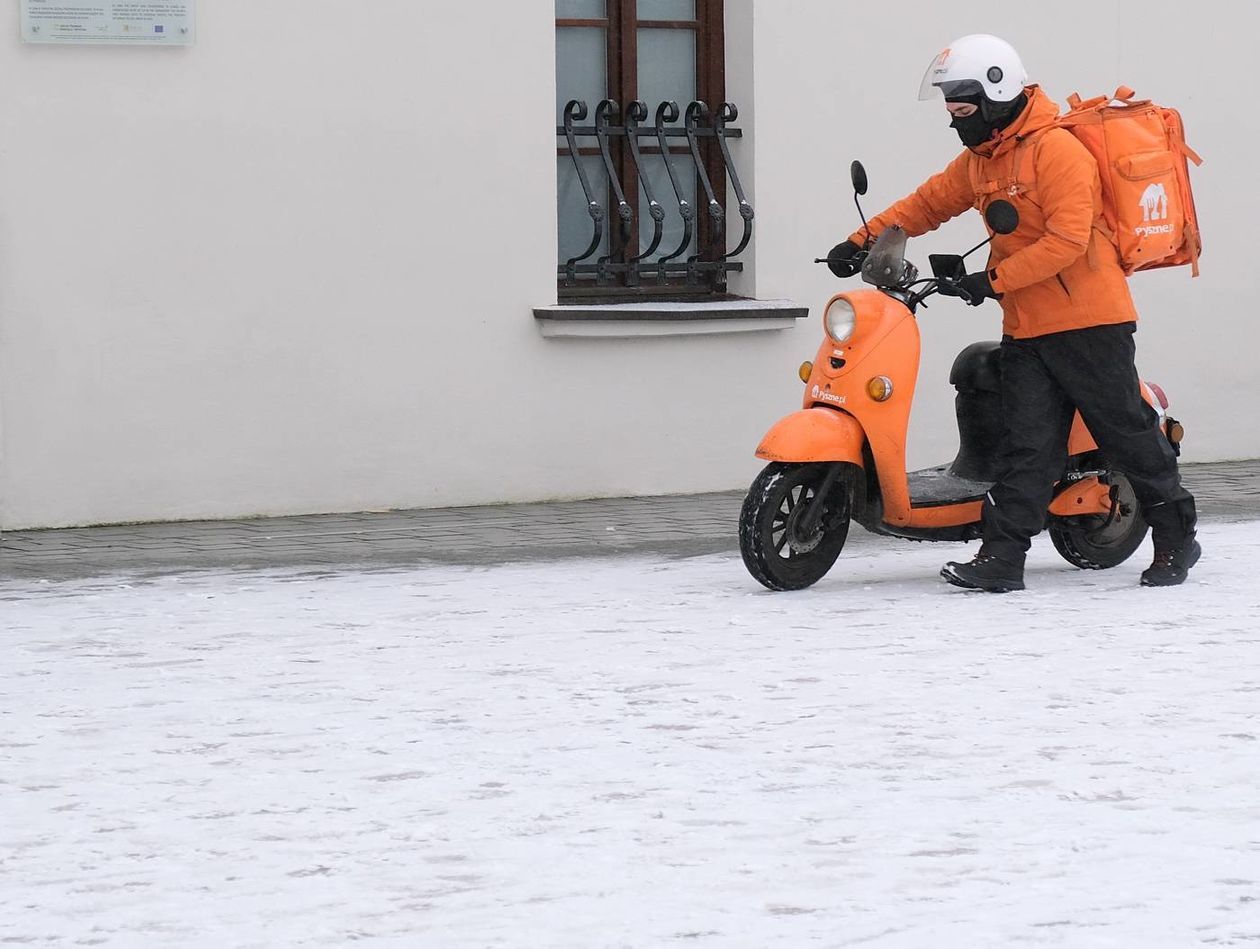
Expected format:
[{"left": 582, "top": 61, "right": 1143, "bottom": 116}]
[
  {"left": 810, "top": 245, "right": 980, "bottom": 306},
  {"left": 813, "top": 248, "right": 868, "bottom": 279}
]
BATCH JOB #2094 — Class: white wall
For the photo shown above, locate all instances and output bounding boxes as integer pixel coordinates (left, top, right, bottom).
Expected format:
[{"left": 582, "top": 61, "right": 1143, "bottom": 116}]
[
  {"left": 0, "top": 1, "right": 1252, "bottom": 529},
  {"left": 0, "top": 1, "right": 569, "bottom": 528},
  {"left": 0, "top": 0, "right": 819, "bottom": 529}
]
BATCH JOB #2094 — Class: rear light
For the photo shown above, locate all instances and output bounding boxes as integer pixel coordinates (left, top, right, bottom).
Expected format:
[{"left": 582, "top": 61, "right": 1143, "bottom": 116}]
[
  {"left": 1146, "top": 381, "right": 1170, "bottom": 409},
  {"left": 1164, "top": 416, "right": 1184, "bottom": 456}
]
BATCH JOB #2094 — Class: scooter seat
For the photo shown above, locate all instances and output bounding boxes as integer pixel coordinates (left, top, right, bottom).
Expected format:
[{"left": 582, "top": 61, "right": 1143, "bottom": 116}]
[{"left": 949, "top": 340, "right": 1002, "bottom": 393}]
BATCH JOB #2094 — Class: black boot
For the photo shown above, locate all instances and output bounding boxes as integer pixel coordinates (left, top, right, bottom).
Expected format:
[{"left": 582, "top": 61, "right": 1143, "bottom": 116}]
[
  {"left": 1140, "top": 535, "right": 1202, "bottom": 587},
  {"left": 1141, "top": 497, "right": 1200, "bottom": 587},
  {"left": 941, "top": 554, "right": 1025, "bottom": 593}
]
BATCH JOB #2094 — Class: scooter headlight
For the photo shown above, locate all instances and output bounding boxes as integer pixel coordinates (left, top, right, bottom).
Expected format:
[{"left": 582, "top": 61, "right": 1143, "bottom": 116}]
[{"left": 824, "top": 297, "right": 857, "bottom": 343}]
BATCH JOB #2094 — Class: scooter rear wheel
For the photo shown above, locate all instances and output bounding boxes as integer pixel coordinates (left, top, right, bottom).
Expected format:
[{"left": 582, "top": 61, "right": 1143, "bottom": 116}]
[
  {"left": 1049, "top": 473, "right": 1149, "bottom": 570},
  {"left": 740, "top": 462, "right": 852, "bottom": 591}
]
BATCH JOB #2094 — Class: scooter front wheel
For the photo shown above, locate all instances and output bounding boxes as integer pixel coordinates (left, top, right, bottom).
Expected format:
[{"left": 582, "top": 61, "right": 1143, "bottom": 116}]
[{"left": 739, "top": 462, "right": 853, "bottom": 591}]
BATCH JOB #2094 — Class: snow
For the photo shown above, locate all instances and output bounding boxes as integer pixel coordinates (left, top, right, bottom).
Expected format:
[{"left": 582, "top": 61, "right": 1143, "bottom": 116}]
[{"left": 3, "top": 521, "right": 1259, "bottom": 948}]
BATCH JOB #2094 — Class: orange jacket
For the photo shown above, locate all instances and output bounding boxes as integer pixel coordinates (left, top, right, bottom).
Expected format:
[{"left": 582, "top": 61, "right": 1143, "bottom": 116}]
[{"left": 847, "top": 86, "right": 1138, "bottom": 338}]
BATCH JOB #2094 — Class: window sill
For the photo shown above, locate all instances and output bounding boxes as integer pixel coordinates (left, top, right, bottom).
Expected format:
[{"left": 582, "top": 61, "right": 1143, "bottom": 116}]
[{"left": 533, "top": 299, "right": 808, "bottom": 338}]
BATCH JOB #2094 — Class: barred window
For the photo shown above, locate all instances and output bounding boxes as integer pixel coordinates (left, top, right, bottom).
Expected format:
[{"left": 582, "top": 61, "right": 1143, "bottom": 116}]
[{"left": 556, "top": 1, "right": 734, "bottom": 300}]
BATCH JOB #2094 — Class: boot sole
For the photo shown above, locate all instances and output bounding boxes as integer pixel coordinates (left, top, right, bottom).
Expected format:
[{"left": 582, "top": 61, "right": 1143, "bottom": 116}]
[{"left": 940, "top": 564, "right": 1025, "bottom": 593}]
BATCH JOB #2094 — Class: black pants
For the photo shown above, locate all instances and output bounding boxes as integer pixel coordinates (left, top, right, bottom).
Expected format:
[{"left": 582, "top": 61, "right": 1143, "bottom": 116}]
[{"left": 980, "top": 322, "right": 1196, "bottom": 566}]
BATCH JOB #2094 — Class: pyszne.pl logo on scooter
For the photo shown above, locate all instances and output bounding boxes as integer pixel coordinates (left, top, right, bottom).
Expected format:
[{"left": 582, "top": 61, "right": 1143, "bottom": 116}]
[
  {"left": 811, "top": 385, "right": 846, "bottom": 406},
  {"left": 1135, "top": 182, "right": 1174, "bottom": 237}
]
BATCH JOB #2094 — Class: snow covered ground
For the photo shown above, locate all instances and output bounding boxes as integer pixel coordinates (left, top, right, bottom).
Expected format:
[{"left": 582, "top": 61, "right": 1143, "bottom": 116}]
[{"left": 3, "top": 521, "right": 1259, "bottom": 948}]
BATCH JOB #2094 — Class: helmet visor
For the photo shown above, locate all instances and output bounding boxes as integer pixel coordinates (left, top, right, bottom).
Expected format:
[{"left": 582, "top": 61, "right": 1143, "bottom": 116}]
[
  {"left": 918, "top": 67, "right": 984, "bottom": 102},
  {"left": 918, "top": 53, "right": 951, "bottom": 100}
]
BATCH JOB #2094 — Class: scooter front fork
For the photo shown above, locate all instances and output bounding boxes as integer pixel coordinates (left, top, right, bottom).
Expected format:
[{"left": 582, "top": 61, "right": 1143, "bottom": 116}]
[{"left": 797, "top": 462, "right": 848, "bottom": 538}]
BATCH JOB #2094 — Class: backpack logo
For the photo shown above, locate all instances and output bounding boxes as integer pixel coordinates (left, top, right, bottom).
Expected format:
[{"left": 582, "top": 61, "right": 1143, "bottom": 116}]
[
  {"left": 1140, "top": 182, "right": 1169, "bottom": 222},
  {"left": 1134, "top": 181, "right": 1174, "bottom": 238}
]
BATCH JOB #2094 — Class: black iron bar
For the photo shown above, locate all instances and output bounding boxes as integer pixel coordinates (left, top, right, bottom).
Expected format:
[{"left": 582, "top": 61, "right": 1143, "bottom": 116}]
[
  {"left": 651, "top": 101, "right": 695, "bottom": 284},
  {"left": 594, "top": 99, "right": 634, "bottom": 283},
  {"left": 684, "top": 101, "right": 724, "bottom": 232},
  {"left": 684, "top": 101, "right": 724, "bottom": 285},
  {"left": 623, "top": 100, "right": 665, "bottom": 284},
  {"left": 561, "top": 100, "right": 606, "bottom": 286},
  {"left": 714, "top": 102, "right": 755, "bottom": 260}
]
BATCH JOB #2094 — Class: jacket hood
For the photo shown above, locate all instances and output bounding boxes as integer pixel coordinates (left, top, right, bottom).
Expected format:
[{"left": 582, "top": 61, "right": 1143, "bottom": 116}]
[{"left": 974, "top": 85, "right": 1059, "bottom": 157}]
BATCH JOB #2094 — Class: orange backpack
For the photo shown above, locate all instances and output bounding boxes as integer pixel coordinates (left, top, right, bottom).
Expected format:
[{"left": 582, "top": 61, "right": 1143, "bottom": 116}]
[{"left": 1058, "top": 86, "right": 1203, "bottom": 276}]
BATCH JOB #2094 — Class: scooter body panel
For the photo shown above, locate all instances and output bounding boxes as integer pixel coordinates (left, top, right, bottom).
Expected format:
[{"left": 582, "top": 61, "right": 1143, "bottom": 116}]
[
  {"left": 1067, "top": 413, "right": 1098, "bottom": 456},
  {"left": 798, "top": 290, "right": 921, "bottom": 523}
]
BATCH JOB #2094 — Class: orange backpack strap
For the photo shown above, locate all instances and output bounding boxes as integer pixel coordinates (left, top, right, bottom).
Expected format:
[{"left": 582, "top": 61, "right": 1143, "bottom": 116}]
[
  {"left": 1186, "top": 224, "right": 1202, "bottom": 277},
  {"left": 1063, "top": 89, "right": 1129, "bottom": 109},
  {"left": 1064, "top": 86, "right": 1150, "bottom": 120},
  {"left": 966, "top": 155, "right": 1004, "bottom": 205},
  {"left": 1111, "top": 86, "right": 1154, "bottom": 107},
  {"left": 1065, "top": 90, "right": 1110, "bottom": 113},
  {"left": 1162, "top": 106, "right": 1204, "bottom": 165},
  {"left": 1023, "top": 126, "right": 1058, "bottom": 188},
  {"left": 1087, "top": 219, "right": 1119, "bottom": 271},
  {"left": 969, "top": 127, "right": 1055, "bottom": 207},
  {"left": 1176, "top": 138, "right": 1204, "bottom": 166}
]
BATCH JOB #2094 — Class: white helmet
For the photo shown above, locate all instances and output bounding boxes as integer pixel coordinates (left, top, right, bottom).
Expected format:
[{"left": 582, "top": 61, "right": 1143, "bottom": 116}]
[{"left": 918, "top": 34, "right": 1028, "bottom": 103}]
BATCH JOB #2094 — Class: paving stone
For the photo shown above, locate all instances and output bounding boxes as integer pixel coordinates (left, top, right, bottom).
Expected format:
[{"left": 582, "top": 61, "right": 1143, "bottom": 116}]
[{"left": 2, "top": 461, "right": 1256, "bottom": 581}]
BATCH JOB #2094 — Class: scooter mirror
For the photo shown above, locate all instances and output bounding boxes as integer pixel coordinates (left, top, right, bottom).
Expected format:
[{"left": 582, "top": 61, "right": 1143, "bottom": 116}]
[
  {"left": 850, "top": 160, "right": 868, "bottom": 197},
  {"left": 986, "top": 199, "right": 1019, "bottom": 235}
]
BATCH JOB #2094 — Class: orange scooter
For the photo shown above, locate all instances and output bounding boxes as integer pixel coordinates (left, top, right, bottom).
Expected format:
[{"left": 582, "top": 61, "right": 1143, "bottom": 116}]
[{"left": 739, "top": 161, "right": 1185, "bottom": 591}]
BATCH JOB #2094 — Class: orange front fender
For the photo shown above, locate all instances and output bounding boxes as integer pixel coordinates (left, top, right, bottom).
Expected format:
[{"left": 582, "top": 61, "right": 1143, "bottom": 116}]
[{"left": 755, "top": 408, "right": 866, "bottom": 465}]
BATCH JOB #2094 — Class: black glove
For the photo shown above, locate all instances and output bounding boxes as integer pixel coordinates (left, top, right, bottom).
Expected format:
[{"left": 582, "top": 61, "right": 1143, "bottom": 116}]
[
  {"left": 957, "top": 269, "right": 1001, "bottom": 306},
  {"left": 826, "top": 240, "right": 863, "bottom": 278}
]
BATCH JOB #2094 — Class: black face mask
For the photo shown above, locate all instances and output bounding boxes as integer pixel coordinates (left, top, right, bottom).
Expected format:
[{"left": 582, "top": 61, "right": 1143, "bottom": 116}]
[
  {"left": 948, "top": 92, "right": 1029, "bottom": 149},
  {"left": 949, "top": 110, "right": 995, "bottom": 148}
]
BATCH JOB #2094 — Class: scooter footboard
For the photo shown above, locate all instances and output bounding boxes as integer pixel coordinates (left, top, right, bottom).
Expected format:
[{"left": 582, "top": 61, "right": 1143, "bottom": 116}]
[{"left": 755, "top": 408, "right": 866, "bottom": 464}]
